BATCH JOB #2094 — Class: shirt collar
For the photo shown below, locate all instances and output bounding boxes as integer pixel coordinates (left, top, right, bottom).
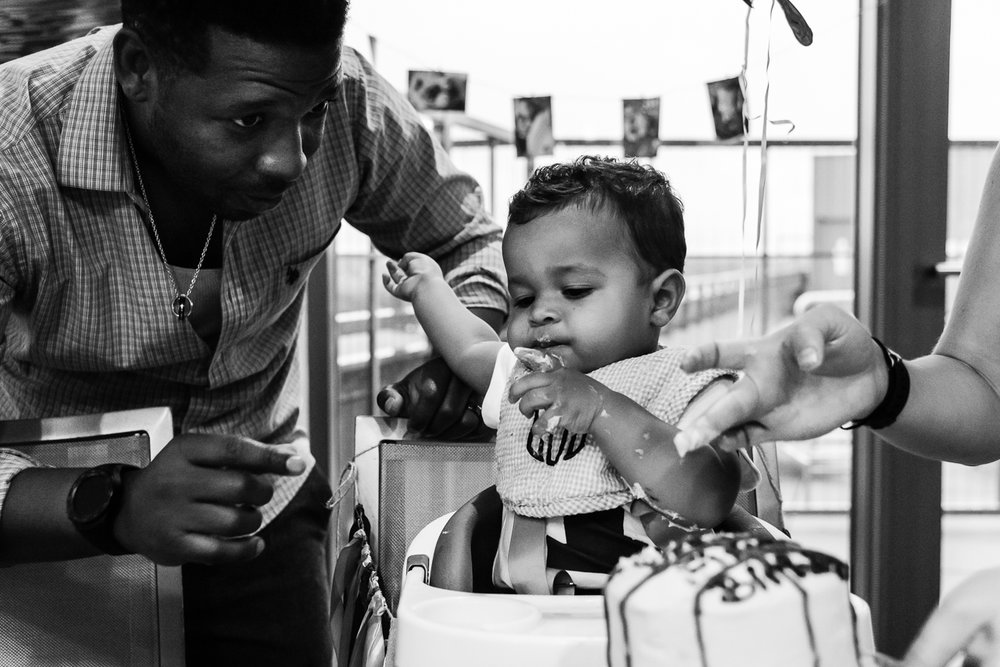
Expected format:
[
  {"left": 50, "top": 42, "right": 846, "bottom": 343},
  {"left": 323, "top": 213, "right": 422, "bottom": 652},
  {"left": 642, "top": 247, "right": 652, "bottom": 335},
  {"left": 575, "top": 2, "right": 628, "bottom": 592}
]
[{"left": 56, "top": 26, "right": 131, "bottom": 194}]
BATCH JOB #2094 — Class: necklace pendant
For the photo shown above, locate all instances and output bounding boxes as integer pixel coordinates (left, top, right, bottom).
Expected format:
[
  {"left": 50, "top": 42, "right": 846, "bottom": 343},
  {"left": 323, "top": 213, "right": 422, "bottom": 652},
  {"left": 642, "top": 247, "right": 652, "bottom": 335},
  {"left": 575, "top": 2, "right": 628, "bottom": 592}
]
[{"left": 172, "top": 294, "right": 194, "bottom": 320}]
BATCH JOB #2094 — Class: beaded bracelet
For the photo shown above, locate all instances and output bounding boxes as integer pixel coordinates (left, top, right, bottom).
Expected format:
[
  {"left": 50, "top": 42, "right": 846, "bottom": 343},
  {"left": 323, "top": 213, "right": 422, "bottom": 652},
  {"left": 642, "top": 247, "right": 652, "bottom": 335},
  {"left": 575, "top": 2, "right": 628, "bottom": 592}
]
[{"left": 842, "top": 337, "right": 911, "bottom": 431}]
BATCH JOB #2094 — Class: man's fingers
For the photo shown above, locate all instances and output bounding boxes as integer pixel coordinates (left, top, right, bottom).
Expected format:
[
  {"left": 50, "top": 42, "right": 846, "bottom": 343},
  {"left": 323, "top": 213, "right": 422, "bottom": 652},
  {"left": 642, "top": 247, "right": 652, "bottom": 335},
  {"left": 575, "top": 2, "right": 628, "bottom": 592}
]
[
  {"left": 422, "top": 373, "right": 471, "bottom": 436},
  {"left": 187, "top": 468, "right": 275, "bottom": 506},
  {"left": 786, "top": 319, "right": 827, "bottom": 371},
  {"left": 185, "top": 437, "right": 305, "bottom": 476},
  {"left": 376, "top": 384, "right": 406, "bottom": 416},
  {"left": 681, "top": 340, "right": 758, "bottom": 374},
  {"left": 674, "top": 376, "right": 763, "bottom": 454},
  {"left": 183, "top": 533, "right": 266, "bottom": 566},
  {"left": 183, "top": 503, "right": 265, "bottom": 538}
]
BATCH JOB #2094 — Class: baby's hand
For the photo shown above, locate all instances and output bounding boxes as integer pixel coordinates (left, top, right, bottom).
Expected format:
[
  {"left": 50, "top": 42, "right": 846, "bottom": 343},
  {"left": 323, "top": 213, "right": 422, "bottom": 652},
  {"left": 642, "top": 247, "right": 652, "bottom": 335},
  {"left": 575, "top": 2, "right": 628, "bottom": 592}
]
[
  {"left": 513, "top": 346, "right": 563, "bottom": 373},
  {"left": 382, "top": 252, "right": 443, "bottom": 302},
  {"left": 510, "top": 363, "right": 605, "bottom": 436}
]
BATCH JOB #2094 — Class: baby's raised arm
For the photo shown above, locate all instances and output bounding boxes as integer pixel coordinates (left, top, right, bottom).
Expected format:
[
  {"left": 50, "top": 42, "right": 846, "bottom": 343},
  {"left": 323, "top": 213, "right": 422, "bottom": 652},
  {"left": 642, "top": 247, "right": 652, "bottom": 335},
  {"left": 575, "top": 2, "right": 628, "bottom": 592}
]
[{"left": 383, "top": 252, "right": 503, "bottom": 395}]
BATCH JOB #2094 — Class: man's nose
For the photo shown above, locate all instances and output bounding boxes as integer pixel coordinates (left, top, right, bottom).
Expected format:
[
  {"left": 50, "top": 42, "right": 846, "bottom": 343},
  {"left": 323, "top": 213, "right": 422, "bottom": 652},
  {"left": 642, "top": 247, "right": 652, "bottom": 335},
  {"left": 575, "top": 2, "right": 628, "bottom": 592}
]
[{"left": 257, "top": 125, "right": 307, "bottom": 185}]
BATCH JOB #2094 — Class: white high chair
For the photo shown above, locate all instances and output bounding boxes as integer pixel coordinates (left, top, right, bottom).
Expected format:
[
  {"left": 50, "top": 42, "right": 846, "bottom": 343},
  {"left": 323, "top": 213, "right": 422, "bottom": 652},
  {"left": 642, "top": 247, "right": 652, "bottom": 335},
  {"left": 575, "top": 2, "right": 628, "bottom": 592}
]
[{"left": 352, "top": 416, "right": 874, "bottom": 667}]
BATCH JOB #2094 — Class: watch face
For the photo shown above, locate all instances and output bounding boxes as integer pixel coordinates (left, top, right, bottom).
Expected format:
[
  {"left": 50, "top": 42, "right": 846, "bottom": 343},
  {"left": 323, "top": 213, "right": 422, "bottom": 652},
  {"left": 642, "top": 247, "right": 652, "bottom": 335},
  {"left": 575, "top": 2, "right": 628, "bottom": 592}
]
[{"left": 71, "top": 471, "right": 115, "bottom": 525}]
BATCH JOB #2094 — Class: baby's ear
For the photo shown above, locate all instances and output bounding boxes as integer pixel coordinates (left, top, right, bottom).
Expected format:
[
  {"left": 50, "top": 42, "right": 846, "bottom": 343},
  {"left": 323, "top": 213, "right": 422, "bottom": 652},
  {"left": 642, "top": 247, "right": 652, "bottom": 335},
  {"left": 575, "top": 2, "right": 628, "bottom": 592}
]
[{"left": 650, "top": 269, "right": 685, "bottom": 327}]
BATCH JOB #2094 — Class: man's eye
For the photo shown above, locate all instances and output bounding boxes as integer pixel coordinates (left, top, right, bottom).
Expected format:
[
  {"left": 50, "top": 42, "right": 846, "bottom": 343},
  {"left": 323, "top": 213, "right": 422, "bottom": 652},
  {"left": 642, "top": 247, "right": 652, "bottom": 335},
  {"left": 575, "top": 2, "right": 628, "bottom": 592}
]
[
  {"left": 563, "top": 287, "right": 593, "bottom": 299},
  {"left": 307, "top": 100, "right": 330, "bottom": 117},
  {"left": 512, "top": 295, "right": 534, "bottom": 309},
  {"left": 233, "top": 114, "right": 264, "bottom": 129}
]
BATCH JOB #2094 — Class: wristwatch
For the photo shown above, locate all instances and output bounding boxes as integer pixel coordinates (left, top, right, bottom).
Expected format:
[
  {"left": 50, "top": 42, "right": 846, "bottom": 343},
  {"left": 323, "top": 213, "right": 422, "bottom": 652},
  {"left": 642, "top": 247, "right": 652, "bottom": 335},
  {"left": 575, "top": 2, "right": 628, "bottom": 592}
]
[{"left": 66, "top": 463, "right": 140, "bottom": 556}]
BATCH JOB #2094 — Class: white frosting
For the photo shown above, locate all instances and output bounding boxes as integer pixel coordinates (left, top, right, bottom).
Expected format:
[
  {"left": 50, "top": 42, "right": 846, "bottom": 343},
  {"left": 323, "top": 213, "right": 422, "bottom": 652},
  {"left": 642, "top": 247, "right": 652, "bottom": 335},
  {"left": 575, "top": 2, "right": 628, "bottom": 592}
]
[{"left": 605, "top": 536, "right": 864, "bottom": 667}]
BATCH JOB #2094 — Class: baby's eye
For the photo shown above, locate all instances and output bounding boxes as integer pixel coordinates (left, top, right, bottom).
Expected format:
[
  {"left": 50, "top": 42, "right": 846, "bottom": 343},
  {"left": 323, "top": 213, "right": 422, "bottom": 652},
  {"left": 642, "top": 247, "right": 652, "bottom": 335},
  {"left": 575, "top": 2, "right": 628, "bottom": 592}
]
[
  {"left": 511, "top": 295, "right": 534, "bottom": 309},
  {"left": 562, "top": 287, "right": 594, "bottom": 300},
  {"left": 233, "top": 114, "right": 264, "bottom": 129}
]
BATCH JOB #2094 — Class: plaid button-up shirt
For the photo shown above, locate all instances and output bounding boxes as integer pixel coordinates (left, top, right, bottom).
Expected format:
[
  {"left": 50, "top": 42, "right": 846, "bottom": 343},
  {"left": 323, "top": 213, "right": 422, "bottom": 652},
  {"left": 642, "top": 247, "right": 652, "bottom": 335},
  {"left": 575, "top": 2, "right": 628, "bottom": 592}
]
[{"left": 0, "top": 26, "right": 507, "bottom": 522}]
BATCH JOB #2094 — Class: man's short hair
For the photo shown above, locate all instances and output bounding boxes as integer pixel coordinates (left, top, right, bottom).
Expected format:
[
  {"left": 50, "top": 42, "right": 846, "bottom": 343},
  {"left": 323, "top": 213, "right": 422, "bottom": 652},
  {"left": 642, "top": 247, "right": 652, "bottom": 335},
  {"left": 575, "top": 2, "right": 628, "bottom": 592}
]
[
  {"left": 508, "top": 155, "right": 687, "bottom": 274},
  {"left": 120, "top": 0, "right": 350, "bottom": 73}
]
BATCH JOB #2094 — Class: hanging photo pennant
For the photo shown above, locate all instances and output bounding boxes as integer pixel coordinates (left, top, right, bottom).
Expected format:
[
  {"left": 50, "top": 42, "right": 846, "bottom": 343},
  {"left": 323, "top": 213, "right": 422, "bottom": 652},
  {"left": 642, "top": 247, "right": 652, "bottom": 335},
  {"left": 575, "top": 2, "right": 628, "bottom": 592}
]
[
  {"left": 707, "top": 77, "right": 745, "bottom": 140},
  {"left": 513, "top": 96, "right": 554, "bottom": 158},
  {"left": 407, "top": 70, "right": 468, "bottom": 112},
  {"left": 622, "top": 97, "right": 660, "bottom": 158}
]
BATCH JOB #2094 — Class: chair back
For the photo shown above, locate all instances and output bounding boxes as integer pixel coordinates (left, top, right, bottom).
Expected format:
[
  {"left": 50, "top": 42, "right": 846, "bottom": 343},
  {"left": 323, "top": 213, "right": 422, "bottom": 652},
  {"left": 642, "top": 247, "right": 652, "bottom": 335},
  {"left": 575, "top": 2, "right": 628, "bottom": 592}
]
[
  {"left": 353, "top": 417, "right": 785, "bottom": 608},
  {"left": 0, "top": 408, "right": 184, "bottom": 667},
  {"left": 353, "top": 417, "right": 495, "bottom": 610}
]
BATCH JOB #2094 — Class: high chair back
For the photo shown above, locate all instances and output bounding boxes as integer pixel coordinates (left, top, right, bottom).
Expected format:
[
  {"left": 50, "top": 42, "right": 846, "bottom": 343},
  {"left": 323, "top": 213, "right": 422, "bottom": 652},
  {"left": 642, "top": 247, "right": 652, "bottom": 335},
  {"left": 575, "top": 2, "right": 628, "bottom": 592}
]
[
  {"left": 353, "top": 417, "right": 785, "bottom": 606},
  {"left": 0, "top": 407, "right": 184, "bottom": 667},
  {"left": 354, "top": 417, "right": 496, "bottom": 610}
]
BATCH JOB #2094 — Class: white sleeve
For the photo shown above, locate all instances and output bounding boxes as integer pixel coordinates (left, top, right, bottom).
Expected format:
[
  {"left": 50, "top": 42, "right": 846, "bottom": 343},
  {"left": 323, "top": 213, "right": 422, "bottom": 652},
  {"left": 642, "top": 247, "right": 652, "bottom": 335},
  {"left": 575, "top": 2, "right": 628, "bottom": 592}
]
[{"left": 481, "top": 344, "right": 518, "bottom": 429}]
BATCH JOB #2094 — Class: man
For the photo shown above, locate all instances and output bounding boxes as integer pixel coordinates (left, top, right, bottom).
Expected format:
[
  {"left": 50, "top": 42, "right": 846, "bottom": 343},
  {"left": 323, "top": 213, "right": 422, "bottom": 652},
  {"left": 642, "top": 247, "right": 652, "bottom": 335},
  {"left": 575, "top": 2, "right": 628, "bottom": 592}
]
[{"left": 0, "top": 1, "right": 507, "bottom": 664}]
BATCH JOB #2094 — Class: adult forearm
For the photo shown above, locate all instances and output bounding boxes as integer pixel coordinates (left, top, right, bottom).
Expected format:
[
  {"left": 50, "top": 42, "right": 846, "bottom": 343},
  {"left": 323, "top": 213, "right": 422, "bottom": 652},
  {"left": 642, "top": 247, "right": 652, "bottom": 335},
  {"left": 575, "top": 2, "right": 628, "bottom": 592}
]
[
  {"left": 877, "top": 354, "right": 1000, "bottom": 465},
  {"left": 0, "top": 467, "right": 102, "bottom": 563}
]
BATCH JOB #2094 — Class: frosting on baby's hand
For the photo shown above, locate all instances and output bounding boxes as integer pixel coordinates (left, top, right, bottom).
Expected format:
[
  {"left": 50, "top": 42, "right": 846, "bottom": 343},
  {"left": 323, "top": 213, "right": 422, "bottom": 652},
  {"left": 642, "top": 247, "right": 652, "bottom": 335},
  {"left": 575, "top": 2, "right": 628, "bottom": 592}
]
[{"left": 513, "top": 346, "right": 563, "bottom": 373}]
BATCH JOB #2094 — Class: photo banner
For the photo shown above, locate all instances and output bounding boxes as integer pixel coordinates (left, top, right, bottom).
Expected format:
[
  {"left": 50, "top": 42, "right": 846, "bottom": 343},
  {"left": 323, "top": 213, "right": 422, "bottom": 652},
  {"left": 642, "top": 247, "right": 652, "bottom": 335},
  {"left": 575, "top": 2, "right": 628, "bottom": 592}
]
[
  {"left": 706, "top": 77, "right": 745, "bottom": 140},
  {"left": 513, "top": 96, "right": 554, "bottom": 158},
  {"left": 407, "top": 70, "right": 468, "bottom": 112},
  {"left": 622, "top": 97, "right": 660, "bottom": 158}
]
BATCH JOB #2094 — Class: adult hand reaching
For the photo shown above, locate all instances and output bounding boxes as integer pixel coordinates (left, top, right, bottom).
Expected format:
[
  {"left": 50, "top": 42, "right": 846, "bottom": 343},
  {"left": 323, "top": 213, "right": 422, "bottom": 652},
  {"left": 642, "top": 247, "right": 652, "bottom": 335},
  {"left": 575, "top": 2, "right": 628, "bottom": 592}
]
[
  {"left": 901, "top": 566, "right": 1000, "bottom": 667},
  {"left": 674, "top": 303, "right": 887, "bottom": 453},
  {"left": 115, "top": 433, "right": 306, "bottom": 566}
]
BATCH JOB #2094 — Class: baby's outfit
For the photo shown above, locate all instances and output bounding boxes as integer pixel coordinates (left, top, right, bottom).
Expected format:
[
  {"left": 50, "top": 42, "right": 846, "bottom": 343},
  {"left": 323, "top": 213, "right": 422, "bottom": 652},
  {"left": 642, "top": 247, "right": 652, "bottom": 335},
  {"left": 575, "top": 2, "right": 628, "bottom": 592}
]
[{"left": 480, "top": 345, "right": 758, "bottom": 592}]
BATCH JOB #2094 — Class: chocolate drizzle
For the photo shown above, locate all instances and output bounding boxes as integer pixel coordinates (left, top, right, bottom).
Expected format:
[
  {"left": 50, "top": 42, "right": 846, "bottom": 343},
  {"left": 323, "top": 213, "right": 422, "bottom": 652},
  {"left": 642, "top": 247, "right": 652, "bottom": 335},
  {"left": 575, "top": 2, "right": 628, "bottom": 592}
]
[
  {"left": 525, "top": 413, "right": 587, "bottom": 465},
  {"left": 608, "top": 533, "right": 860, "bottom": 667}
]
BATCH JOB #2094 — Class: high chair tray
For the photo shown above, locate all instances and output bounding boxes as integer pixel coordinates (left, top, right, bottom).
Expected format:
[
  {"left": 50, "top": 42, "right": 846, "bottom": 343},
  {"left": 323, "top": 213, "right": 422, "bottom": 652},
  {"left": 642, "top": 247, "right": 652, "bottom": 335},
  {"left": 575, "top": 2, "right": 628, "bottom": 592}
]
[
  {"left": 393, "top": 513, "right": 606, "bottom": 666},
  {"left": 396, "top": 576, "right": 606, "bottom": 666}
]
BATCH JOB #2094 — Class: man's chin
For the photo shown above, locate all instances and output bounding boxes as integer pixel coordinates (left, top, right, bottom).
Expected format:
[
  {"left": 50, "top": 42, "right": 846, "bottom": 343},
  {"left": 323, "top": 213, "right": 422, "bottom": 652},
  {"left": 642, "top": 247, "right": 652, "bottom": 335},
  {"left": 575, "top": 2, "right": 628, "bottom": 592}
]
[{"left": 222, "top": 197, "right": 284, "bottom": 221}]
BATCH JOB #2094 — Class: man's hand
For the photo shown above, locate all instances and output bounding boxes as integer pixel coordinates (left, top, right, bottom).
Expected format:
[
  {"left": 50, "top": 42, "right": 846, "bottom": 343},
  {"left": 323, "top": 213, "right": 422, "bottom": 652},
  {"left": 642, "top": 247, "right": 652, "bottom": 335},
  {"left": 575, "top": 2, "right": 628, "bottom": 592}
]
[
  {"left": 114, "top": 434, "right": 305, "bottom": 566},
  {"left": 674, "top": 304, "right": 886, "bottom": 453},
  {"left": 377, "top": 356, "right": 493, "bottom": 440}
]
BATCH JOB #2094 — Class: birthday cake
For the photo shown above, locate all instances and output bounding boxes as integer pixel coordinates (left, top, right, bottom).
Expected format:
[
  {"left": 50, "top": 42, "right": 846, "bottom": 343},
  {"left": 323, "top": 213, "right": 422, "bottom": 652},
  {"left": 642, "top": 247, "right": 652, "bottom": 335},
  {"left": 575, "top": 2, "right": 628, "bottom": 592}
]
[{"left": 604, "top": 534, "right": 875, "bottom": 667}]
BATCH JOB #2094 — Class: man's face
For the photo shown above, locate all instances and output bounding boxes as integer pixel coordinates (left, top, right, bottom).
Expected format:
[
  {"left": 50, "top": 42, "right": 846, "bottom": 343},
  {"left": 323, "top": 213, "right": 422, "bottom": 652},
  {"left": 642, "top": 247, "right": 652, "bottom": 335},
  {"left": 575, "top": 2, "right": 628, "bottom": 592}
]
[{"left": 146, "top": 28, "right": 341, "bottom": 221}]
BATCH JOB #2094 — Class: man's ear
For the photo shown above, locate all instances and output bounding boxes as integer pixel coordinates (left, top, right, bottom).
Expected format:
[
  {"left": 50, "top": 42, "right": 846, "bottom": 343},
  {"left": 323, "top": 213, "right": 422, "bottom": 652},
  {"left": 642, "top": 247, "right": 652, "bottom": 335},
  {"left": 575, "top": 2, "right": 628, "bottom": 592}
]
[
  {"left": 650, "top": 269, "right": 686, "bottom": 327},
  {"left": 113, "top": 28, "right": 155, "bottom": 103}
]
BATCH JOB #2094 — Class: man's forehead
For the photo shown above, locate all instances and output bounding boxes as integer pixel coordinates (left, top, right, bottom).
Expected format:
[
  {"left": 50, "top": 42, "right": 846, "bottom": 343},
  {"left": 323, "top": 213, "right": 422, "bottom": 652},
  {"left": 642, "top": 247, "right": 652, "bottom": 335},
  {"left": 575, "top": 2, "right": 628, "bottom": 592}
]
[{"left": 199, "top": 26, "right": 342, "bottom": 83}]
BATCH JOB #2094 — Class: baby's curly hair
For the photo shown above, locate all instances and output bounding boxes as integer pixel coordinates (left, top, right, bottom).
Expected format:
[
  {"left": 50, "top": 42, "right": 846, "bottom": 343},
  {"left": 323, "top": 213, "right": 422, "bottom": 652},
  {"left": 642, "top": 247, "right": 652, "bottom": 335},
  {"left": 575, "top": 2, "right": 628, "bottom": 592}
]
[{"left": 507, "top": 155, "right": 686, "bottom": 274}]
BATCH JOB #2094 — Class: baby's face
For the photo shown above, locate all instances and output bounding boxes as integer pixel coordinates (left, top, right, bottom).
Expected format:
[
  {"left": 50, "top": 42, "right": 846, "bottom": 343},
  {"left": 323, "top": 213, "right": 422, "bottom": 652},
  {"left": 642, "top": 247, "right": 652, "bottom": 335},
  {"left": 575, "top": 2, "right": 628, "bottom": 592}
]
[{"left": 502, "top": 205, "right": 662, "bottom": 373}]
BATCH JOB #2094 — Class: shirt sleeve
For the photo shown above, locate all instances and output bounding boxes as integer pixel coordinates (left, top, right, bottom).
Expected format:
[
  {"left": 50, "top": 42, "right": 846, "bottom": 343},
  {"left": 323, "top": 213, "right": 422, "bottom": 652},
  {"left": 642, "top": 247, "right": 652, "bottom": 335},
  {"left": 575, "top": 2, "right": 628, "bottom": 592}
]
[
  {"left": 0, "top": 194, "right": 41, "bottom": 517},
  {"left": 481, "top": 344, "right": 518, "bottom": 429},
  {"left": 0, "top": 448, "right": 40, "bottom": 515},
  {"left": 337, "top": 48, "right": 508, "bottom": 317}
]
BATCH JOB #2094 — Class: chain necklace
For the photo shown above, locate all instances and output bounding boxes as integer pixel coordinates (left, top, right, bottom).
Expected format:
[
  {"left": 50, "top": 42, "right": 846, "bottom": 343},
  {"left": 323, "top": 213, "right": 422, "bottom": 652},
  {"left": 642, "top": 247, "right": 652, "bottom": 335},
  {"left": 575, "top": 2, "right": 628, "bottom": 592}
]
[{"left": 123, "top": 120, "right": 217, "bottom": 321}]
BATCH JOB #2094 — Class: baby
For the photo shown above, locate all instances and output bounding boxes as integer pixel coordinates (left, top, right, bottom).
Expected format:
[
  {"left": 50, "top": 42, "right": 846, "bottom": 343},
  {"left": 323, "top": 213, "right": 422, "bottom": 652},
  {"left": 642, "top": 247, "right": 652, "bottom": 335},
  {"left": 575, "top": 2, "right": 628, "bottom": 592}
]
[{"left": 383, "top": 156, "right": 756, "bottom": 593}]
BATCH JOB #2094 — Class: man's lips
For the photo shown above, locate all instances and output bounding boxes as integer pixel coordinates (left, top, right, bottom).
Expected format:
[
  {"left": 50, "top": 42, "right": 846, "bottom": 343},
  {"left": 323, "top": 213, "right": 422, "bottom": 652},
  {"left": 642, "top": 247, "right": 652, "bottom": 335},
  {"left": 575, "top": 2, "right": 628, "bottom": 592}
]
[{"left": 242, "top": 190, "right": 286, "bottom": 211}]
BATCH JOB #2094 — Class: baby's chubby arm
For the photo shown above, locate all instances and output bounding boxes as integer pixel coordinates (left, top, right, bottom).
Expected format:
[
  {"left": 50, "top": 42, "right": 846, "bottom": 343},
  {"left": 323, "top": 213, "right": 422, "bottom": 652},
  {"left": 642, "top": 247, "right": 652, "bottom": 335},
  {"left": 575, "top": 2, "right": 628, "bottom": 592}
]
[
  {"left": 510, "top": 352, "right": 740, "bottom": 528},
  {"left": 383, "top": 252, "right": 502, "bottom": 395}
]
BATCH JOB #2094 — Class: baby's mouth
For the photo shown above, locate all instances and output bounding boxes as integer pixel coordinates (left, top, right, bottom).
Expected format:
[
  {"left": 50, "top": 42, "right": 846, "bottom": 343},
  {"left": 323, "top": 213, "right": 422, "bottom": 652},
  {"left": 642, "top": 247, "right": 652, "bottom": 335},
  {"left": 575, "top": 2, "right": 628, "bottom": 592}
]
[{"left": 533, "top": 334, "right": 558, "bottom": 349}]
